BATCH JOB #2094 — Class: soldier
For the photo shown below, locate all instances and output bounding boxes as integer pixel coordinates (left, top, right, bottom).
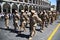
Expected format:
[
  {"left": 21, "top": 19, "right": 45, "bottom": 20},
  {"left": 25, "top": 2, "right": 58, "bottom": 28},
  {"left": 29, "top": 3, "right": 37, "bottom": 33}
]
[
  {"left": 29, "top": 10, "right": 36, "bottom": 40},
  {"left": 13, "top": 10, "right": 20, "bottom": 30},
  {"left": 41, "top": 10, "right": 49, "bottom": 29},
  {"left": 48, "top": 11, "right": 53, "bottom": 24},
  {"left": 4, "top": 12, "right": 9, "bottom": 29},
  {"left": 29, "top": 10, "right": 42, "bottom": 40},
  {"left": 51, "top": 11, "right": 56, "bottom": 23},
  {"left": 37, "top": 11, "right": 45, "bottom": 32},
  {"left": 50, "top": 11, "right": 54, "bottom": 24},
  {"left": 53, "top": 11, "right": 57, "bottom": 20},
  {"left": 56, "top": 11, "right": 59, "bottom": 19},
  {"left": 19, "top": 10, "right": 29, "bottom": 32},
  {"left": 26, "top": 11, "right": 31, "bottom": 27}
]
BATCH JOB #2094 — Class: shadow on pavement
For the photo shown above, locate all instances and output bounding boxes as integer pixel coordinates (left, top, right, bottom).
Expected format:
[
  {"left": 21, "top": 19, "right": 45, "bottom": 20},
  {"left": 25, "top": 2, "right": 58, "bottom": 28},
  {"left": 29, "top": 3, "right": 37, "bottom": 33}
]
[
  {"left": 57, "top": 21, "right": 60, "bottom": 23},
  {"left": 16, "top": 34, "right": 29, "bottom": 39},
  {"left": 36, "top": 29, "right": 40, "bottom": 31},
  {"left": 0, "top": 27, "right": 30, "bottom": 39},
  {"left": 0, "top": 27, "right": 18, "bottom": 33},
  {"left": 36, "top": 29, "right": 42, "bottom": 33}
]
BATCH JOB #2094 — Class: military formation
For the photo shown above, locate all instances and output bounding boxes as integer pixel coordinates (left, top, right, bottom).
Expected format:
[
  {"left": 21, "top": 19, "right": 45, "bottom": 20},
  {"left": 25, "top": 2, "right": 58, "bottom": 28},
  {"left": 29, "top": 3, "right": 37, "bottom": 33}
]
[{"left": 4, "top": 9, "right": 58, "bottom": 40}]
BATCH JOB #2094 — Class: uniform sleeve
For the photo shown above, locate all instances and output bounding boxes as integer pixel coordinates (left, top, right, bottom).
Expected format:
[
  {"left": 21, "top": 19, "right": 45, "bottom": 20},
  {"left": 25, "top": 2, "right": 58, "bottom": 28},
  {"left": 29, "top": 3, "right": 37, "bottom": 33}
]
[
  {"left": 16, "top": 14, "right": 20, "bottom": 19},
  {"left": 34, "top": 15, "right": 42, "bottom": 22},
  {"left": 23, "top": 13, "right": 29, "bottom": 21}
]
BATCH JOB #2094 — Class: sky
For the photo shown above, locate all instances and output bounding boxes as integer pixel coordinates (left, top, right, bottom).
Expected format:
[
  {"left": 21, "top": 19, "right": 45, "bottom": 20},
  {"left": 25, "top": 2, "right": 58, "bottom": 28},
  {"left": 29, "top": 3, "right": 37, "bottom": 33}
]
[{"left": 49, "top": 0, "right": 56, "bottom": 5}]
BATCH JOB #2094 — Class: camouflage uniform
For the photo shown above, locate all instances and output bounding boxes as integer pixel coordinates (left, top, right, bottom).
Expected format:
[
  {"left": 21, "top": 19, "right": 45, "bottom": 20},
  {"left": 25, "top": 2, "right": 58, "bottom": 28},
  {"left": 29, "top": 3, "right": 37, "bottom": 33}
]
[
  {"left": 4, "top": 12, "right": 9, "bottom": 29},
  {"left": 37, "top": 11, "right": 45, "bottom": 32},
  {"left": 53, "top": 11, "right": 57, "bottom": 20},
  {"left": 29, "top": 10, "right": 42, "bottom": 40},
  {"left": 19, "top": 10, "right": 29, "bottom": 32},
  {"left": 48, "top": 11, "right": 53, "bottom": 24},
  {"left": 29, "top": 10, "right": 36, "bottom": 40},
  {"left": 13, "top": 10, "right": 20, "bottom": 30},
  {"left": 41, "top": 11, "right": 49, "bottom": 29}
]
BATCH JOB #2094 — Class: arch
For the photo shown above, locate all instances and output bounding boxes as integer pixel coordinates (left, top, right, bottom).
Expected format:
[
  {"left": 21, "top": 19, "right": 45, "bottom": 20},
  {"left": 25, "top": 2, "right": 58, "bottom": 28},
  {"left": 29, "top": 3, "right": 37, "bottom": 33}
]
[
  {"left": 34, "top": 6, "right": 36, "bottom": 11},
  {"left": 13, "top": 0, "right": 17, "bottom": 1},
  {"left": 19, "top": 5, "right": 23, "bottom": 12},
  {"left": 0, "top": 5, "right": 1, "bottom": 13},
  {"left": 36, "top": 6, "right": 38, "bottom": 12},
  {"left": 33, "top": 0, "right": 35, "bottom": 4},
  {"left": 25, "top": 0, "right": 28, "bottom": 3},
  {"left": 39, "top": 7, "right": 40, "bottom": 11},
  {"left": 38, "top": 6, "right": 39, "bottom": 12},
  {"left": 19, "top": 0, "right": 23, "bottom": 2},
  {"left": 33, "top": 6, "right": 35, "bottom": 10},
  {"left": 29, "top": 5, "right": 32, "bottom": 12},
  {"left": 12, "top": 4, "right": 18, "bottom": 13},
  {"left": 24, "top": 5, "right": 28, "bottom": 11},
  {"left": 41, "top": 7, "right": 43, "bottom": 11},
  {"left": 3, "top": 3, "right": 10, "bottom": 13}
]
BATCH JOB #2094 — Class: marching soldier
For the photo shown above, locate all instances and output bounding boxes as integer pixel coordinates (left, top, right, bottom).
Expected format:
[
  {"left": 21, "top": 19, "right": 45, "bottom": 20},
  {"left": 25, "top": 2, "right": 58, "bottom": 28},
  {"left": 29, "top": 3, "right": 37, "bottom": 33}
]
[
  {"left": 29, "top": 10, "right": 36, "bottom": 40},
  {"left": 29, "top": 10, "right": 42, "bottom": 40},
  {"left": 26, "top": 12, "right": 31, "bottom": 27},
  {"left": 19, "top": 10, "right": 29, "bottom": 32},
  {"left": 56, "top": 11, "right": 59, "bottom": 19},
  {"left": 37, "top": 11, "right": 45, "bottom": 32},
  {"left": 50, "top": 11, "right": 54, "bottom": 24},
  {"left": 44, "top": 11, "right": 49, "bottom": 28},
  {"left": 53, "top": 11, "right": 57, "bottom": 20},
  {"left": 35, "top": 12, "right": 43, "bottom": 32},
  {"left": 4, "top": 12, "right": 9, "bottom": 29},
  {"left": 41, "top": 10, "right": 49, "bottom": 29},
  {"left": 36, "top": 11, "right": 44, "bottom": 32},
  {"left": 48, "top": 11, "right": 53, "bottom": 24},
  {"left": 13, "top": 10, "right": 20, "bottom": 30},
  {"left": 52, "top": 11, "right": 55, "bottom": 21},
  {"left": 51, "top": 11, "right": 56, "bottom": 23}
]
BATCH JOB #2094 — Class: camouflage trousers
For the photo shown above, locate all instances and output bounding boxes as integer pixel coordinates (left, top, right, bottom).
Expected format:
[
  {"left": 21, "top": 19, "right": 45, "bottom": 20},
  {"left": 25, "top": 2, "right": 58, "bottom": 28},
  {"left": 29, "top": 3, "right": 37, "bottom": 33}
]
[
  {"left": 29, "top": 23, "right": 37, "bottom": 37},
  {"left": 19, "top": 21, "right": 26, "bottom": 31},
  {"left": 5, "top": 19, "right": 9, "bottom": 27},
  {"left": 13, "top": 20, "right": 19, "bottom": 30}
]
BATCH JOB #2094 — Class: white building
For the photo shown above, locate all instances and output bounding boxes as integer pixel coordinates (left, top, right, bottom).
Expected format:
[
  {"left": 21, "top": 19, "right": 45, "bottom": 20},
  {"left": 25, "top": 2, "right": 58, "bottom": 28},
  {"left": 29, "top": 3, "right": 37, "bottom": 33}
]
[
  {"left": 0, "top": 0, "right": 51, "bottom": 13},
  {"left": 51, "top": 5, "right": 56, "bottom": 11}
]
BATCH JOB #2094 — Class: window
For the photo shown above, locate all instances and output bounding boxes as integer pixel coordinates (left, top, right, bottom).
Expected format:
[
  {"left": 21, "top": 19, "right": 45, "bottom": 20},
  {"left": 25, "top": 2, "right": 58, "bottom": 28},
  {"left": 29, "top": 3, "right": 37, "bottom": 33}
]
[
  {"left": 33, "top": 0, "right": 35, "bottom": 4},
  {"left": 3, "top": 3, "right": 10, "bottom": 13},
  {"left": 25, "top": 0, "right": 28, "bottom": 3},
  {"left": 29, "top": 0, "right": 32, "bottom": 3},
  {"left": 14, "top": 0, "right": 17, "bottom": 1},
  {"left": 0, "top": 5, "right": 1, "bottom": 13},
  {"left": 36, "top": 0, "right": 38, "bottom": 4},
  {"left": 19, "top": 5, "right": 23, "bottom": 12},
  {"left": 12, "top": 4, "right": 18, "bottom": 13},
  {"left": 29, "top": 6, "right": 32, "bottom": 12},
  {"left": 24, "top": 5, "right": 28, "bottom": 11},
  {"left": 33, "top": 6, "right": 35, "bottom": 10},
  {"left": 19, "top": 0, "right": 23, "bottom": 2}
]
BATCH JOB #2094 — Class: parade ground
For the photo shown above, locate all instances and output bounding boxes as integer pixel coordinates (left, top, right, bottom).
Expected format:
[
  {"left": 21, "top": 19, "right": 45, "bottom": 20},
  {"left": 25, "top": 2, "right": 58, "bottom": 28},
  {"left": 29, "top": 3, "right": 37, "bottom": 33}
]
[{"left": 0, "top": 16, "right": 60, "bottom": 40}]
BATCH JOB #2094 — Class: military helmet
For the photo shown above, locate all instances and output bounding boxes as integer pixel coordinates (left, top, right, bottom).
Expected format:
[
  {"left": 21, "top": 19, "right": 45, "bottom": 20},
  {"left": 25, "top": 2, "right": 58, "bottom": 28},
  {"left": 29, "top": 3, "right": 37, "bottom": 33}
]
[
  {"left": 15, "top": 10, "right": 18, "bottom": 13},
  {"left": 21, "top": 10, "right": 25, "bottom": 12},
  {"left": 31, "top": 10, "right": 35, "bottom": 13}
]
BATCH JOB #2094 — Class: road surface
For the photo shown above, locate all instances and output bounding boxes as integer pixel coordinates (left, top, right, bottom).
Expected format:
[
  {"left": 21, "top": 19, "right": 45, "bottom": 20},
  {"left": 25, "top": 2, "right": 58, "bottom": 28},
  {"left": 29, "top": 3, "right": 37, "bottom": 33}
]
[{"left": 0, "top": 16, "right": 60, "bottom": 40}]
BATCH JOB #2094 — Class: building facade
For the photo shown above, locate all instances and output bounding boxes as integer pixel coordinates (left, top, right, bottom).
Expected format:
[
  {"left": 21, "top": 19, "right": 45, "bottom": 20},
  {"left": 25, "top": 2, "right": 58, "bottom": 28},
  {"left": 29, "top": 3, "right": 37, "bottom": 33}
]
[
  {"left": 57, "top": 0, "right": 60, "bottom": 12},
  {"left": 0, "top": 0, "right": 51, "bottom": 13},
  {"left": 51, "top": 5, "right": 56, "bottom": 11}
]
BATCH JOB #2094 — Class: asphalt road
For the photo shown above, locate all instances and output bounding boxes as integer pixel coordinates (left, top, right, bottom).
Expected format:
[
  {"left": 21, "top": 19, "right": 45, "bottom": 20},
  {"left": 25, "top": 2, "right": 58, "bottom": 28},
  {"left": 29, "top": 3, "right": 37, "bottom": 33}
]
[
  {"left": 52, "top": 27, "right": 60, "bottom": 40},
  {"left": 0, "top": 16, "right": 60, "bottom": 40}
]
